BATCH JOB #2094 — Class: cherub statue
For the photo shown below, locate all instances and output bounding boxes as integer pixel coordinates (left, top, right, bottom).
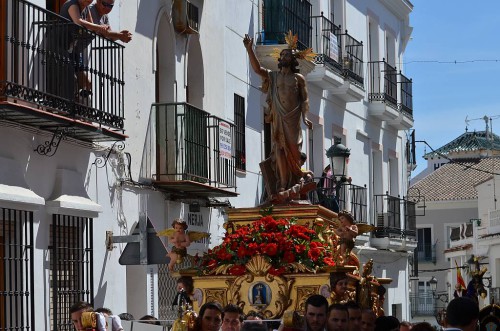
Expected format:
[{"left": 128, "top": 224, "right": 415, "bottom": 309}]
[
  {"left": 157, "top": 219, "right": 209, "bottom": 271},
  {"left": 334, "top": 210, "right": 358, "bottom": 258}
]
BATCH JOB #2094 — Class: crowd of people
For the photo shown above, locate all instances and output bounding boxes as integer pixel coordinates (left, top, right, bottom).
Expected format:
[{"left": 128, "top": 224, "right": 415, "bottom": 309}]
[{"left": 69, "top": 293, "right": 480, "bottom": 331}]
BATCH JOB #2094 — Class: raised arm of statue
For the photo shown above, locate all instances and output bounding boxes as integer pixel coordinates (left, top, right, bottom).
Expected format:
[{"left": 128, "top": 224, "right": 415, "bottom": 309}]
[{"left": 243, "top": 34, "right": 269, "bottom": 80}]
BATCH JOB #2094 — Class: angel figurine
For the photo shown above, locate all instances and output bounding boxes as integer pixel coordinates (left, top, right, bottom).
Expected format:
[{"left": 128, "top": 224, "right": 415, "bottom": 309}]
[{"left": 157, "top": 218, "right": 209, "bottom": 271}]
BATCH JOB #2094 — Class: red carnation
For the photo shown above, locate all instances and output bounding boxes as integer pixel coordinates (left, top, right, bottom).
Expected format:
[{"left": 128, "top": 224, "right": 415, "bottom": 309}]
[
  {"left": 308, "top": 247, "right": 322, "bottom": 261},
  {"left": 283, "top": 251, "right": 296, "bottom": 263}
]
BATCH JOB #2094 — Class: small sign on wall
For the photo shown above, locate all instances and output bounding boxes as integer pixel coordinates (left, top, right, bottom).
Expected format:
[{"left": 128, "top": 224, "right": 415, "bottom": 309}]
[
  {"left": 219, "top": 121, "right": 232, "bottom": 160},
  {"left": 329, "top": 32, "right": 339, "bottom": 62}
]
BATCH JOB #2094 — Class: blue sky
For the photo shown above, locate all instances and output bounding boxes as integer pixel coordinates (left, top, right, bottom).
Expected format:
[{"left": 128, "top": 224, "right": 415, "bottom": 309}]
[{"left": 404, "top": 0, "right": 500, "bottom": 177}]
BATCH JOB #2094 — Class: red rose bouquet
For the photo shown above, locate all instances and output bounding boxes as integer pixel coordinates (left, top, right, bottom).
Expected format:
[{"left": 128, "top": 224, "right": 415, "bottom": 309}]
[{"left": 199, "top": 216, "right": 337, "bottom": 275}]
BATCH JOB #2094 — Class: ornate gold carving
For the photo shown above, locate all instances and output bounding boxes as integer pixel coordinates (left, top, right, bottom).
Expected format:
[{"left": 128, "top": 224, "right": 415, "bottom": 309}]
[
  {"left": 295, "top": 286, "right": 320, "bottom": 313},
  {"left": 226, "top": 273, "right": 293, "bottom": 319},
  {"left": 205, "top": 289, "right": 227, "bottom": 306},
  {"left": 246, "top": 255, "right": 271, "bottom": 275}
]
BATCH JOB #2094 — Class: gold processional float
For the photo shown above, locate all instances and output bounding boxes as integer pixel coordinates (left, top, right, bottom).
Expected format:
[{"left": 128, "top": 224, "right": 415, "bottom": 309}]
[
  {"left": 159, "top": 205, "right": 388, "bottom": 331},
  {"left": 156, "top": 30, "right": 390, "bottom": 331}
]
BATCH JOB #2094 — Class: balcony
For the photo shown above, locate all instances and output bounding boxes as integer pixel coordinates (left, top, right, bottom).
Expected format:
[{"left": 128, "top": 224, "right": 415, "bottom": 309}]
[
  {"left": 311, "top": 180, "right": 368, "bottom": 222},
  {"left": 307, "top": 14, "right": 364, "bottom": 102},
  {"left": 151, "top": 103, "right": 237, "bottom": 199},
  {"left": 254, "top": 0, "right": 314, "bottom": 75},
  {"left": 388, "top": 71, "right": 414, "bottom": 129},
  {"left": 367, "top": 60, "right": 399, "bottom": 120},
  {"left": 410, "top": 293, "right": 436, "bottom": 317},
  {"left": 0, "top": 0, "right": 125, "bottom": 142},
  {"left": 371, "top": 193, "right": 417, "bottom": 250}
]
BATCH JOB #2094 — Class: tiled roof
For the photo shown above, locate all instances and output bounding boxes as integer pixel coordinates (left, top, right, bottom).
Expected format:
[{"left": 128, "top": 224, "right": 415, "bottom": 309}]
[
  {"left": 410, "top": 157, "right": 500, "bottom": 201},
  {"left": 444, "top": 243, "right": 472, "bottom": 253},
  {"left": 424, "top": 131, "right": 500, "bottom": 159}
]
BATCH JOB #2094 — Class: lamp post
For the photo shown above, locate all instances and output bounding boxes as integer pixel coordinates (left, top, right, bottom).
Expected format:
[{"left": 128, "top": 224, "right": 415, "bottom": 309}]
[
  {"left": 429, "top": 276, "right": 449, "bottom": 326},
  {"left": 325, "top": 137, "right": 351, "bottom": 212}
]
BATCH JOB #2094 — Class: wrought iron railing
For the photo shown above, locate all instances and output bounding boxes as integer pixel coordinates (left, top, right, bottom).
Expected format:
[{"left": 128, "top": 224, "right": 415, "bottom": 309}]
[
  {"left": 311, "top": 13, "right": 343, "bottom": 74},
  {"left": 153, "top": 103, "right": 237, "bottom": 190},
  {"left": 258, "top": 0, "right": 312, "bottom": 49},
  {"left": 373, "top": 193, "right": 403, "bottom": 237},
  {"left": 0, "top": 0, "right": 125, "bottom": 131},
  {"left": 399, "top": 71, "right": 413, "bottom": 117},
  {"left": 312, "top": 179, "right": 368, "bottom": 223},
  {"left": 368, "top": 60, "right": 398, "bottom": 109},
  {"left": 404, "top": 199, "right": 417, "bottom": 237},
  {"left": 416, "top": 242, "right": 436, "bottom": 263},
  {"left": 410, "top": 293, "right": 436, "bottom": 317},
  {"left": 342, "top": 31, "right": 364, "bottom": 86}
]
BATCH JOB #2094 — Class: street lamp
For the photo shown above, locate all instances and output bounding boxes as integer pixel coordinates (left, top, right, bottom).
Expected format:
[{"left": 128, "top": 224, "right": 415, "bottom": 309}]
[
  {"left": 429, "top": 277, "right": 449, "bottom": 327},
  {"left": 326, "top": 137, "right": 350, "bottom": 212}
]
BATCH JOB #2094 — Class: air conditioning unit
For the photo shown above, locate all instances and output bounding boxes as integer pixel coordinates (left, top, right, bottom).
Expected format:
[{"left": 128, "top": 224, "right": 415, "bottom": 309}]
[{"left": 172, "top": 0, "right": 199, "bottom": 34}]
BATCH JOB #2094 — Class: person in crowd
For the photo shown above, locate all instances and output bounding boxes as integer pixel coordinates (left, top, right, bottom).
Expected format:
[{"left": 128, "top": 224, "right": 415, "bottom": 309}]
[
  {"left": 138, "top": 315, "right": 161, "bottom": 326},
  {"left": 95, "top": 307, "right": 124, "bottom": 331},
  {"left": 242, "top": 321, "right": 268, "bottom": 331},
  {"left": 118, "top": 313, "right": 134, "bottom": 321},
  {"left": 374, "top": 316, "right": 400, "bottom": 331},
  {"left": 410, "top": 322, "right": 434, "bottom": 331},
  {"left": 344, "top": 302, "right": 362, "bottom": 331},
  {"left": 303, "top": 294, "right": 329, "bottom": 331},
  {"left": 95, "top": 307, "right": 113, "bottom": 318},
  {"left": 444, "top": 297, "right": 479, "bottom": 331},
  {"left": 69, "top": 301, "right": 94, "bottom": 331},
  {"left": 86, "top": 0, "right": 132, "bottom": 43},
  {"left": 221, "top": 304, "right": 244, "bottom": 331},
  {"left": 194, "top": 301, "right": 223, "bottom": 331},
  {"left": 326, "top": 304, "right": 348, "bottom": 331},
  {"left": 360, "top": 309, "right": 376, "bottom": 331},
  {"left": 399, "top": 321, "right": 412, "bottom": 331}
]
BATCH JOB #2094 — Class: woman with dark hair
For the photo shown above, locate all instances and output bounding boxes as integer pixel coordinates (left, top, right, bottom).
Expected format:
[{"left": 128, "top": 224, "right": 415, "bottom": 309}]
[{"left": 193, "top": 302, "right": 223, "bottom": 331}]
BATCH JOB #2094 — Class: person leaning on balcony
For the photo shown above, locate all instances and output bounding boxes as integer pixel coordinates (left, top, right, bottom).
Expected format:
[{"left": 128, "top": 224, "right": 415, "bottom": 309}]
[
  {"left": 87, "top": 0, "right": 132, "bottom": 43},
  {"left": 60, "top": 0, "right": 109, "bottom": 99}
]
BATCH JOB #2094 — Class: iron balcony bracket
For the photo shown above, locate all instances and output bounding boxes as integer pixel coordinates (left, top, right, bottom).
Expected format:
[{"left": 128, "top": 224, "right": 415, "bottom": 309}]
[{"left": 34, "top": 127, "right": 73, "bottom": 157}]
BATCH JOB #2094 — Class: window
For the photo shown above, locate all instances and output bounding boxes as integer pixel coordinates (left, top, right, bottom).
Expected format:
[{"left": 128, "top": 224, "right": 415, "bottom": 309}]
[
  {"left": 50, "top": 214, "right": 93, "bottom": 331},
  {"left": 417, "top": 228, "right": 434, "bottom": 262},
  {"left": 0, "top": 207, "right": 35, "bottom": 330},
  {"left": 234, "top": 94, "right": 246, "bottom": 171}
]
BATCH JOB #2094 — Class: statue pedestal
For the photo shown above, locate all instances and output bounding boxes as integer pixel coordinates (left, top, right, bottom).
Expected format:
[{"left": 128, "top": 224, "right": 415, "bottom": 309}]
[{"left": 225, "top": 205, "right": 339, "bottom": 231}]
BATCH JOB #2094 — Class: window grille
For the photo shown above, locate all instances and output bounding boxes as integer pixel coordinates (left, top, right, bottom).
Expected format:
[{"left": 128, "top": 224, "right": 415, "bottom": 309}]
[
  {"left": 50, "top": 214, "right": 93, "bottom": 331},
  {"left": 234, "top": 94, "right": 246, "bottom": 171},
  {"left": 0, "top": 207, "right": 34, "bottom": 331}
]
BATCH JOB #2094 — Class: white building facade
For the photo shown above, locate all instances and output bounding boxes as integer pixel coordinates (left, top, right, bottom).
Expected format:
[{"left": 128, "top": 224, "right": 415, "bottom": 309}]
[{"left": 0, "top": 0, "right": 416, "bottom": 329}]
